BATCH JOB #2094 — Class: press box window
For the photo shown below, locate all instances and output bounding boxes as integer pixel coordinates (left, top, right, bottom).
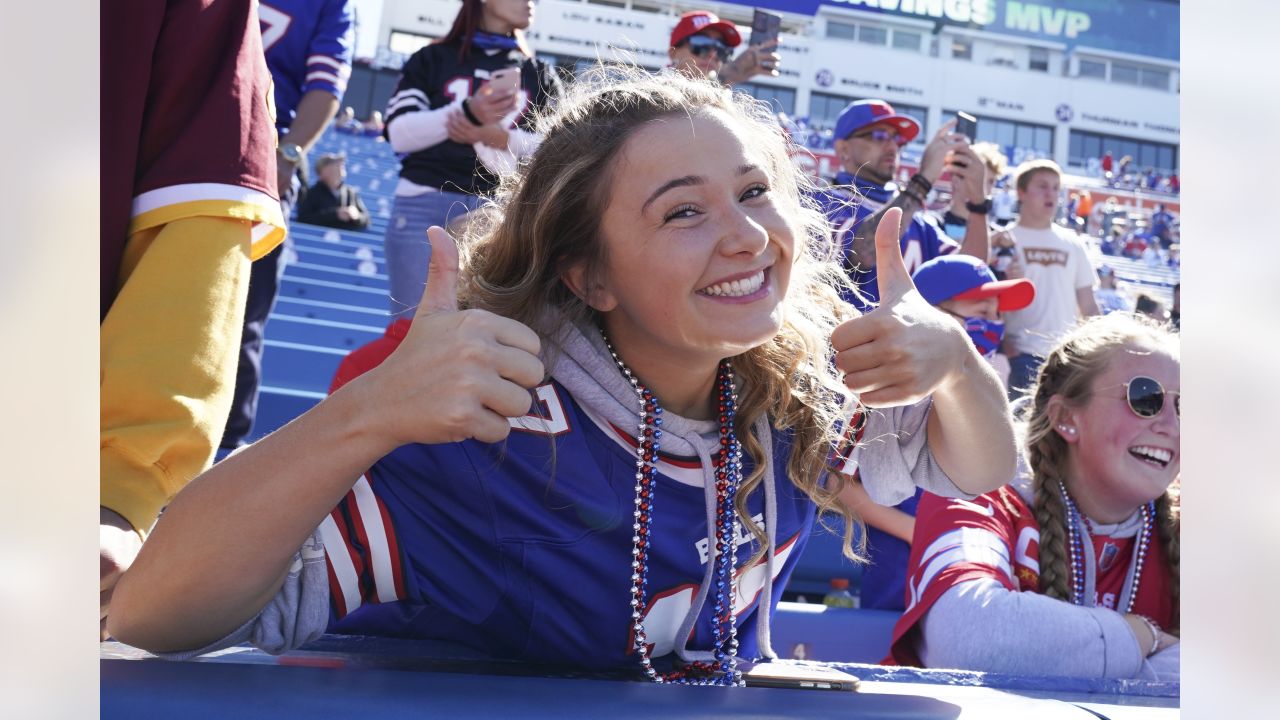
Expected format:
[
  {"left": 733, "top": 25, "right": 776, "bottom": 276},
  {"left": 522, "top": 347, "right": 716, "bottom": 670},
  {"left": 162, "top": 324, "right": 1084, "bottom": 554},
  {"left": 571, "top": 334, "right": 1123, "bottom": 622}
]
[
  {"left": 892, "top": 30, "right": 921, "bottom": 52},
  {"left": 858, "top": 26, "right": 888, "bottom": 46},
  {"left": 1078, "top": 59, "right": 1106, "bottom": 79},
  {"left": 1029, "top": 47, "right": 1049, "bottom": 73},
  {"left": 827, "top": 21, "right": 857, "bottom": 41}
]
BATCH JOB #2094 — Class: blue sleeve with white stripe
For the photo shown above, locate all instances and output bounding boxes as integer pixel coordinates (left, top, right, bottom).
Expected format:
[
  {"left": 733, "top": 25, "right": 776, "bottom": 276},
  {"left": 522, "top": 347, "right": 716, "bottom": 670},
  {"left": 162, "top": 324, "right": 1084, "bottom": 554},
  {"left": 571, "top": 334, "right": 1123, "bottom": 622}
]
[{"left": 303, "top": 0, "right": 354, "bottom": 99}]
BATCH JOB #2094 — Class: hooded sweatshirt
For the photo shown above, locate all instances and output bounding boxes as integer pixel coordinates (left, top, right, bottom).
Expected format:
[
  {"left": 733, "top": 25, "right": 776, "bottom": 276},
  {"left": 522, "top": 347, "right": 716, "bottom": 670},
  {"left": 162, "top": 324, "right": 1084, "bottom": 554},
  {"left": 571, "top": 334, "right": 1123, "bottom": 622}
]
[{"left": 161, "top": 317, "right": 967, "bottom": 666}]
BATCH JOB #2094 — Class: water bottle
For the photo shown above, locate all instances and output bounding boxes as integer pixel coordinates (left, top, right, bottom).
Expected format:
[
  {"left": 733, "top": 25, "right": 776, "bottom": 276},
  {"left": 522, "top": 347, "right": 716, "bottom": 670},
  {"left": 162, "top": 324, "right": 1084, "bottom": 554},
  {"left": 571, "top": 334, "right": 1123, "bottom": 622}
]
[{"left": 822, "top": 578, "right": 858, "bottom": 609}]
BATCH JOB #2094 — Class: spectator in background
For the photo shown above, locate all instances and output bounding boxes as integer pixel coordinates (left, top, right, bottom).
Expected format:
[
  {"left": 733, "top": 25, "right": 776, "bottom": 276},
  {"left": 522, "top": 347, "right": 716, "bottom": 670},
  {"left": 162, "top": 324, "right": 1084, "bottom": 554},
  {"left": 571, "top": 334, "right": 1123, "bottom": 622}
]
[
  {"left": 1002, "top": 159, "right": 1100, "bottom": 399},
  {"left": 1101, "top": 226, "right": 1122, "bottom": 257},
  {"left": 382, "top": 0, "right": 562, "bottom": 321},
  {"left": 1135, "top": 294, "right": 1168, "bottom": 324},
  {"left": 297, "top": 153, "right": 370, "bottom": 230},
  {"left": 335, "top": 105, "right": 360, "bottom": 133},
  {"left": 841, "top": 255, "right": 1035, "bottom": 612},
  {"left": 939, "top": 141, "right": 1007, "bottom": 245},
  {"left": 890, "top": 314, "right": 1181, "bottom": 680},
  {"left": 1168, "top": 173, "right": 1179, "bottom": 194},
  {"left": 362, "top": 110, "right": 385, "bottom": 137},
  {"left": 1075, "top": 190, "right": 1093, "bottom": 235},
  {"left": 100, "top": 0, "right": 286, "bottom": 637},
  {"left": 814, "top": 100, "right": 984, "bottom": 312},
  {"left": 1118, "top": 155, "right": 1133, "bottom": 184},
  {"left": 1150, "top": 204, "right": 1174, "bottom": 249},
  {"left": 220, "top": 0, "right": 355, "bottom": 455},
  {"left": 1167, "top": 244, "right": 1180, "bottom": 271},
  {"left": 666, "top": 10, "right": 780, "bottom": 87},
  {"left": 1101, "top": 150, "right": 1114, "bottom": 183},
  {"left": 992, "top": 180, "right": 1017, "bottom": 227},
  {"left": 1094, "top": 265, "right": 1134, "bottom": 315}
]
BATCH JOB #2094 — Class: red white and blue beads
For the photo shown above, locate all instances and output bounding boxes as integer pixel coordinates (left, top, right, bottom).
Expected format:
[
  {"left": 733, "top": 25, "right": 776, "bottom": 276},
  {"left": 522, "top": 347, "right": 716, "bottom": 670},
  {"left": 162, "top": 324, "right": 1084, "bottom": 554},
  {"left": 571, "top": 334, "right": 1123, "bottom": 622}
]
[
  {"left": 1058, "top": 481, "right": 1155, "bottom": 613},
  {"left": 605, "top": 335, "right": 743, "bottom": 687}
]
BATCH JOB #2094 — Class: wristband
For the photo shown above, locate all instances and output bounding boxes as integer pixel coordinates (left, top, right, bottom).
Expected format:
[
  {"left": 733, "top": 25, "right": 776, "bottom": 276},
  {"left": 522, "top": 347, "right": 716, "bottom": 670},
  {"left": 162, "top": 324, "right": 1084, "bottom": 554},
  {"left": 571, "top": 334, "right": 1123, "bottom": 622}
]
[
  {"left": 461, "top": 98, "right": 483, "bottom": 127},
  {"left": 900, "top": 186, "right": 925, "bottom": 205},
  {"left": 908, "top": 173, "right": 933, "bottom": 195},
  {"left": 965, "top": 197, "right": 993, "bottom": 215},
  {"left": 1135, "top": 614, "right": 1161, "bottom": 656}
]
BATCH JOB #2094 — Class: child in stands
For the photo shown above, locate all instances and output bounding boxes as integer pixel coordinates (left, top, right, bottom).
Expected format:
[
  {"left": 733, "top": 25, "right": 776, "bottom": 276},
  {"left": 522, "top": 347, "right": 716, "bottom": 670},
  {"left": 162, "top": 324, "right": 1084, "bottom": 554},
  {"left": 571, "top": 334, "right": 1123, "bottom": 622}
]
[
  {"left": 843, "top": 255, "right": 1033, "bottom": 611},
  {"left": 889, "top": 313, "right": 1180, "bottom": 680},
  {"left": 109, "top": 68, "right": 1015, "bottom": 685}
]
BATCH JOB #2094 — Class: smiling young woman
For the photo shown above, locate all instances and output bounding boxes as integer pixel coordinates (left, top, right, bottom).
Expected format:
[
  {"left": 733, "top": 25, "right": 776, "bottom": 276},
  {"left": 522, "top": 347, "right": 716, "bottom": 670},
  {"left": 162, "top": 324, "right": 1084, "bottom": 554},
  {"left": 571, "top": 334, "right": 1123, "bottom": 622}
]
[
  {"left": 889, "top": 313, "right": 1180, "bottom": 681},
  {"left": 108, "top": 67, "right": 1014, "bottom": 686}
]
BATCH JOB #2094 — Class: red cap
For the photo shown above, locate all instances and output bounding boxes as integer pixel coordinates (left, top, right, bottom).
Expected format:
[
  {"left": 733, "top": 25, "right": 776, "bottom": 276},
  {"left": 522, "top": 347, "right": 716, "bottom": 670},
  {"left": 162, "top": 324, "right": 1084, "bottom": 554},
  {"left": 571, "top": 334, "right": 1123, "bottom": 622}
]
[
  {"left": 670, "top": 11, "right": 742, "bottom": 48},
  {"left": 830, "top": 578, "right": 850, "bottom": 590}
]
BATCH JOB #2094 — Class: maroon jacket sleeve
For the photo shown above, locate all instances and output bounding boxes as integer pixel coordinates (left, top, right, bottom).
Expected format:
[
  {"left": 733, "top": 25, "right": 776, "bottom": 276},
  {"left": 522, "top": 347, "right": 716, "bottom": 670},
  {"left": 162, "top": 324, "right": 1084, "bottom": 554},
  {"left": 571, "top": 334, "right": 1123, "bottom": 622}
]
[{"left": 101, "top": 0, "right": 279, "bottom": 319}]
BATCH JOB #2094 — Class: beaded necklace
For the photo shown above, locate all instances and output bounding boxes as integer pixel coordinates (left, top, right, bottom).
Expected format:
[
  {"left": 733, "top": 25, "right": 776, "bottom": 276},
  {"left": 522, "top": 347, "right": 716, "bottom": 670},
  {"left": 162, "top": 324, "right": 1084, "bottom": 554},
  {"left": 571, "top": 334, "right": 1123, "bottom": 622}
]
[
  {"left": 605, "top": 336, "right": 744, "bottom": 687},
  {"left": 1058, "top": 481, "right": 1155, "bottom": 613}
]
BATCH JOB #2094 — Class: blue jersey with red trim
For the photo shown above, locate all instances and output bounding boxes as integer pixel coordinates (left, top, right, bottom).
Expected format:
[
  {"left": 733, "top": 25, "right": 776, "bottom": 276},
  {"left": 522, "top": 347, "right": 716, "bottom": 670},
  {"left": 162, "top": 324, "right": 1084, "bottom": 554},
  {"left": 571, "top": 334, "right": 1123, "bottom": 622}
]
[
  {"left": 813, "top": 172, "right": 958, "bottom": 313},
  {"left": 318, "top": 380, "right": 816, "bottom": 669},
  {"left": 259, "top": 0, "right": 355, "bottom": 132}
]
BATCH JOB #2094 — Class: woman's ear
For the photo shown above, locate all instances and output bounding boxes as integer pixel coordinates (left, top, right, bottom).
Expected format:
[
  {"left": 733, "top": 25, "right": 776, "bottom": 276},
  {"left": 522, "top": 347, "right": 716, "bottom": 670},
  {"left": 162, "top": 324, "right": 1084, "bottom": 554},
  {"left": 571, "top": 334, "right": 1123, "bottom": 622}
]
[
  {"left": 1046, "top": 395, "right": 1080, "bottom": 444},
  {"left": 560, "top": 261, "right": 618, "bottom": 313}
]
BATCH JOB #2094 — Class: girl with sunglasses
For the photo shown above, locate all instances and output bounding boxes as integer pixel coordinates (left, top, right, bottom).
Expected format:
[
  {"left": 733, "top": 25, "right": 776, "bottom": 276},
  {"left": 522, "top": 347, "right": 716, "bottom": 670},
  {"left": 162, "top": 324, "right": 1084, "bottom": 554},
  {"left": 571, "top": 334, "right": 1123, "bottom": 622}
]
[
  {"left": 888, "top": 312, "right": 1179, "bottom": 680},
  {"left": 108, "top": 68, "right": 1016, "bottom": 685}
]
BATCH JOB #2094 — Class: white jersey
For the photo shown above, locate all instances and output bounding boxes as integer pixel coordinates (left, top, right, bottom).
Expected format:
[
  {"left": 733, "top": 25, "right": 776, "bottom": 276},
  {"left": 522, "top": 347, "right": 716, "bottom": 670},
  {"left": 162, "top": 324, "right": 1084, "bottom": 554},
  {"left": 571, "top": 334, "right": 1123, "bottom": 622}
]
[{"left": 1004, "top": 223, "right": 1097, "bottom": 357}]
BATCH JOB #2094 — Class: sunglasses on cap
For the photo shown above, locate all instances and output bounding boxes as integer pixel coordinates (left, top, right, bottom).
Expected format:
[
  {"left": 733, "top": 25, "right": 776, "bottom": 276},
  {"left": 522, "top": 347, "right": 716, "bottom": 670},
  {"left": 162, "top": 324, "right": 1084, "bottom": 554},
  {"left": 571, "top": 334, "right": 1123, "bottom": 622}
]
[
  {"left": 851, "top": 128, "right": 907, "bottom": 146},
  {"left": 1098, "top": 376, "right": 1180, "bottom": 419},
  {"left": 681, "top": 35, "right": 732, "bottom": 61}
]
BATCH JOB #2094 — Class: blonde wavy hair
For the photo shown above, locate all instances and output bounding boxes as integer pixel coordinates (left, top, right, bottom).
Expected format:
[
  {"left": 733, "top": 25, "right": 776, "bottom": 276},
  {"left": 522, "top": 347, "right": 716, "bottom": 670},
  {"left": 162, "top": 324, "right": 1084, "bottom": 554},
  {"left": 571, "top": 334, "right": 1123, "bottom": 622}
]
[
  {"left": 455, "top": 66, "right": 866, "bottom": 559},
  {"left": 1018, "top": 313, "right": 1180, "bottom": 629}
]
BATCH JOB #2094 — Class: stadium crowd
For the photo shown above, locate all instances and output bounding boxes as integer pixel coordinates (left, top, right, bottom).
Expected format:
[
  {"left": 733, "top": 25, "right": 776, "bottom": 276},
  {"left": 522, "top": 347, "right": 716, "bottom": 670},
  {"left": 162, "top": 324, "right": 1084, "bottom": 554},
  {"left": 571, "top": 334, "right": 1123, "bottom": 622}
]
[{"left": 101, "top": 0, "right": 1180, "bottom": 689}]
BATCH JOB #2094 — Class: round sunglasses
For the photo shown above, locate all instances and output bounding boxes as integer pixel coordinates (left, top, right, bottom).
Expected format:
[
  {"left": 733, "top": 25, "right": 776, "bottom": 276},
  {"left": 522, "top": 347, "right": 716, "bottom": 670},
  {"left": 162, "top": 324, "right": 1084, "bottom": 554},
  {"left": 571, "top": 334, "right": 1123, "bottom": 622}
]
[
  {"left": 681, "top": 35, "right": 732, "bottom": 61},
  {"left": 1098, "top": 376, "right": 1180, "bottom": 419}
]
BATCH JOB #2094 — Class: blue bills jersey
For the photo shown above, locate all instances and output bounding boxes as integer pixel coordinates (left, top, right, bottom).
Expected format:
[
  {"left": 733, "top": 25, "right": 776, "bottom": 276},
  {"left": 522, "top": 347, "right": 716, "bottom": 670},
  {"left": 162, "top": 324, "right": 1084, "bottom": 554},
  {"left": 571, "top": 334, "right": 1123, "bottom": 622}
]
[
  {"left": 813, "top": 172, "right": 958, "bottom": 313},
  {"left": 259, "top": 0, "right": 355, "bottom": 132},
  {"left": 318, "top": 380, "right": 817, "bottom": 669}
]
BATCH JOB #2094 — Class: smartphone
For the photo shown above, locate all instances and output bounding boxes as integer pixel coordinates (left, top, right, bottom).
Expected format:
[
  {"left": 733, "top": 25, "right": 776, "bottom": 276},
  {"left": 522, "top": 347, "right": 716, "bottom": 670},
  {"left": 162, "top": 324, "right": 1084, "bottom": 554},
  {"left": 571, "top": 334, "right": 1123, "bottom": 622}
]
[
  {"left": 749, "top": 9, "right": 782, "bottom": 48},
  {"left": 487, "top": 67, "right": 521, "bottom": 95},
  {"left": 740, "top": 661, "right": 860, "bottom": 692},
  {"left": 955, "top": 111, "right": 978, "bottom": 142}
]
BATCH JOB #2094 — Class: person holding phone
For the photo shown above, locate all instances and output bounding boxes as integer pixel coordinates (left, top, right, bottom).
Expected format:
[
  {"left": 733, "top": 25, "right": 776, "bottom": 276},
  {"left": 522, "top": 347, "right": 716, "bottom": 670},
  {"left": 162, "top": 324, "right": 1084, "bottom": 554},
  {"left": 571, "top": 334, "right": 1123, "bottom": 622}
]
[
  {"left": 382, "top": 0, "right": 562, "bottom": 321},
  {"left": 814, "top": 99, "right": 988, "bottom": 313},
  {"left": 667, "top": 10, "right": 780, "bottom": 87}
]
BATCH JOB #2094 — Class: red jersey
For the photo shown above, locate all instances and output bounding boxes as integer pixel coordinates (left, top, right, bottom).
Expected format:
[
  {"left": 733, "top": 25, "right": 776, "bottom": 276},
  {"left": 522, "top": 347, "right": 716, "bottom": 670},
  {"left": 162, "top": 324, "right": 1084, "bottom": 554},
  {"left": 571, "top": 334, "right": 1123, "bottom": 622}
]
[
  {"left": 102, "top": 0, "right": 284, "bottom": 318},
  {"left": 889, "top": 486, "right": 1172, "bottom": 667}
]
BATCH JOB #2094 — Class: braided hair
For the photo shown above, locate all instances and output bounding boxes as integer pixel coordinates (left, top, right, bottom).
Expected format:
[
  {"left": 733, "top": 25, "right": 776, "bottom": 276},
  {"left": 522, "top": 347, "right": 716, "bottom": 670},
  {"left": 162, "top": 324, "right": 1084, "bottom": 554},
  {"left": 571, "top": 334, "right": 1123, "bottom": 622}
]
[{"left": 1020, "top": 314, "right": 1179, "bottom": 620}]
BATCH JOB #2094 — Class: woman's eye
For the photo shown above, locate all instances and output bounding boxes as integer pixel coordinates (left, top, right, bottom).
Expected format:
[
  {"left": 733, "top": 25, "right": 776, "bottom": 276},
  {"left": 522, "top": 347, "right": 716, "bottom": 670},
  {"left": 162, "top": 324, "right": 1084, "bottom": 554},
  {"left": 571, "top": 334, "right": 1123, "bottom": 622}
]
[
  {"left": 663, "top": 205, "right": 699, "bottom": 222},
  {"left": 740, "top": 183, "right": 769, "bottom": 202}
]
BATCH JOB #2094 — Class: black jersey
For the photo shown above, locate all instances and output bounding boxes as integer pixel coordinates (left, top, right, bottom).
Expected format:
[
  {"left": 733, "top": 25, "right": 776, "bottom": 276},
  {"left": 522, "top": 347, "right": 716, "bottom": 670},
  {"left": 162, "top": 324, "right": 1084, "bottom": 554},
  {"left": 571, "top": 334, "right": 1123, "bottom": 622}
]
[{"left": 385, "top": 41, "right": 561, "bottom": 195}]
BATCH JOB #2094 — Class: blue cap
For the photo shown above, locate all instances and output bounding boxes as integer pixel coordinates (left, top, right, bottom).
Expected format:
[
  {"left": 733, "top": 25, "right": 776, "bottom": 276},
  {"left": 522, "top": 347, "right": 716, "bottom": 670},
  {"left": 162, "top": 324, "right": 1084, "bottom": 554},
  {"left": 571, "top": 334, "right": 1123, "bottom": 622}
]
[
  {"left": 911, "top": 255, "right": 1035, "bottom": 312},
  {"left": 834, "top": 99, "right": 921, "bottom": 143}
]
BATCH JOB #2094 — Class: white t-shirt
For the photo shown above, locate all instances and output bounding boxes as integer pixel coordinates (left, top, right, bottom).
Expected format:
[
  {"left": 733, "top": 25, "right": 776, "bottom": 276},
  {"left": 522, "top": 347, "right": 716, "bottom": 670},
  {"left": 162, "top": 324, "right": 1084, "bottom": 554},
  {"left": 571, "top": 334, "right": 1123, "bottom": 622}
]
[{"left": 1004, "top": 223, "right": 1097, "bottom": 357}]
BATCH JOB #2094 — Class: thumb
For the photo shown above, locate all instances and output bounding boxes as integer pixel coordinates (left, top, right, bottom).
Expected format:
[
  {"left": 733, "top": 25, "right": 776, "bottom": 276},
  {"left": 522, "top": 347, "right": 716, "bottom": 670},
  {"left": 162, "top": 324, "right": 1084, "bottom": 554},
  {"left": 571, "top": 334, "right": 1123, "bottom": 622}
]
[
  {"left": 417, "top": 226, "right": 460, "bottom": 317},
  {"left": 873, "top": 207, "right": 915, "bottom": 303}
]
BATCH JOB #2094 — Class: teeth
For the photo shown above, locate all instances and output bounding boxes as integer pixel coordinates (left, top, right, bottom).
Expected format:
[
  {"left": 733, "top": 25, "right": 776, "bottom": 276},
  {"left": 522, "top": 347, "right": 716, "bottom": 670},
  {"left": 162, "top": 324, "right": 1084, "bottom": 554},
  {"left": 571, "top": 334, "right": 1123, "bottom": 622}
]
[
  {"left": 700, "top": 271, "right": 765, "bottom": 298},
  {"left": 1130, "top": 446, "right": 1172, "bottom": 465}
]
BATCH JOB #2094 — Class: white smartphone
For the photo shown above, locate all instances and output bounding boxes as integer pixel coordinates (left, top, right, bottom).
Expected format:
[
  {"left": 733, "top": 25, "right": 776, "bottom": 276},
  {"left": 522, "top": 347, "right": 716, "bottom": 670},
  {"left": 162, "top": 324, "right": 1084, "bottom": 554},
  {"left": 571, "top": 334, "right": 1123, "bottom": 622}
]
[
  {"left": 487, "top": 67, "right": 521, "bottom": 95},
  {"left": 741, "top": 661, "right": 861, "bottom": 692}
]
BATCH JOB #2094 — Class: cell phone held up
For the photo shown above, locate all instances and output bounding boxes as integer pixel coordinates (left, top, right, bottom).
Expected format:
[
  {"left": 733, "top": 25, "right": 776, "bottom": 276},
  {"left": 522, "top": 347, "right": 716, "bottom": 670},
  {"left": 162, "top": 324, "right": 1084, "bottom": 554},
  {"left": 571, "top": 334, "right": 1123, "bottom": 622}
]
[
  {"left": 955, "top": 111, "right": 977, "bottom": 142},
  {"left": 486, "top": 67, "right": 521, "bottom": 96},
  {"left": 749, "top": 9, "right": 782, "bottom": 48}
]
